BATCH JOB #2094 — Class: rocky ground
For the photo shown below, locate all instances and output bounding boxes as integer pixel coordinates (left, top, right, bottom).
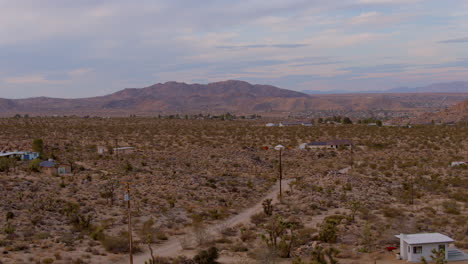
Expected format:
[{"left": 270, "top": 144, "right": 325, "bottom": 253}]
[{"left": 0, "top": 117, "right": 466, "bottom": 264}]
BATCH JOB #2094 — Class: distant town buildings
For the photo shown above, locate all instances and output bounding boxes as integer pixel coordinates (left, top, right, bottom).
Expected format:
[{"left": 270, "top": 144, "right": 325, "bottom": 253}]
[{"left": 265, "top": 121, "right": 313, "bottom": 127}]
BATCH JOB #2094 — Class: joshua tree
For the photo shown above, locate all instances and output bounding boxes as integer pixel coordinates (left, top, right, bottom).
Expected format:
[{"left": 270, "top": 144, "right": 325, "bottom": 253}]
[
  {"left": 310, "top": 246, "right": 340, "bottom": 264},
  {"left": 345, "top": 200, "right": 361, "bottom": 222},
  {"left": 262, "top": 199, "right": 274, "bottom": 216},
  {"left": 32, "top": 138, "right": 44, "bottom": 155}
]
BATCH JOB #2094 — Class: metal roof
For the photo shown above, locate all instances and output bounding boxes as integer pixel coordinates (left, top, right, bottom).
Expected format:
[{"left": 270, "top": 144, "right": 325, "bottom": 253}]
[
  {"left": 39, "top": 160, "right": 56, "bottom": 168},
  {"left": 0, "top": 151, "right": 38, "bottom": 157},
  {"left": 308, "top": 142, "right": 328, "bottom": 146},
  {"left": 113, "top": 147, "right": 135, "bottom": 150},
  {"left": 395, "top": 233, "right": 454, "bottom": 245}
]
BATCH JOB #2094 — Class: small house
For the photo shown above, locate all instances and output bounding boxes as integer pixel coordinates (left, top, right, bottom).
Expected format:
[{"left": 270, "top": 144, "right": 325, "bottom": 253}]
[
  {"left": 396, "top": 233, "right": 467, "bottom": 262},
  {"left": 327, "top": 139, "right": 354, "bottom": 149},
  {"left": 279, "top": 121, "right": 312, "bottom": 127},
  {"left": 0, "top": 151, "right": 39, "bottom": 161},
  {"left": 57, "top": 164, "right": 72, "bottom": 175},
  {"left": 450, "top": 161, "right": 466, "bottom": 167},
  {"left": 21, "top": 152, "right": 40, "bottom": 160},
  {"left": 39, "top": 160, "right": 71, "bottom": 176},
  {"left": 113, "top": 147, "right": 135, "bottom": 155},
  {"left": 39, "top": 160, "right": 57, "bottom": 176},
  {"left": 304, "top": 141, "right": 329, "bottom": 149},
  {"left": 97, "top": 146, "right": 107, "bottom": 154},
  {"left": 300, "top": 140, "right": 354, "bottom": 150},
  {"left": 279, "top": 121, "right": 303, "bottom": 127}
]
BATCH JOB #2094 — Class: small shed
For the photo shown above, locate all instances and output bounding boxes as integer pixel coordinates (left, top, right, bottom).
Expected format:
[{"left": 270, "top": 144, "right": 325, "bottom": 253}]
[
  {"left": 39, "top": 160, "right": 57, "bottom": 176},
  {"left": 97, "top": 146, "right": 108, "bottom": 154},
  {"left": 39, "top": 160, "right": 71, "bottom": 175},
  {"left": 327, "top": 139, "right": 353, "bottom": 149}
]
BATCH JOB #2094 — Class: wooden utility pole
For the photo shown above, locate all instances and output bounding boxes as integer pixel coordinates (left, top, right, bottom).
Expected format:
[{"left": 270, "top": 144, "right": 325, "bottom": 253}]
[
  {"left": 115, "top": 138, "right": 119, "bottom": 157},
  {"left": 125, "top": 182, "right": 133, "bottom": 264},
  {"left": 410, "top": 175, "right": 414, "bottom": 206},
  {"left": 279, "top": 148, "right": 283, "bottom": 198}
]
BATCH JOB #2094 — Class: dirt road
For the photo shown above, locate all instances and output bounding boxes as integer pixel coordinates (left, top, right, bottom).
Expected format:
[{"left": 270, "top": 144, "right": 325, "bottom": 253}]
[{"left": 126, "top": 179, "right": 292, "bottom": 264}]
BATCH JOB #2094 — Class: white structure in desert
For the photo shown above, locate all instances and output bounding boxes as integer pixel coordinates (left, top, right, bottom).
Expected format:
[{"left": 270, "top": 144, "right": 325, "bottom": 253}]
[{"left": 396, "top": 233, "right": 468, "bottom": 262}]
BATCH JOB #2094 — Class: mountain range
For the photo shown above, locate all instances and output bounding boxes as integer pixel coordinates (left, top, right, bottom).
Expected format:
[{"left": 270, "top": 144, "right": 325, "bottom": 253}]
[
  {"left": 302, "top": 81, "right": 468, "bottom": 94},
  {"left": 1, "top": 80, "right": 468, "bottom": 116}
]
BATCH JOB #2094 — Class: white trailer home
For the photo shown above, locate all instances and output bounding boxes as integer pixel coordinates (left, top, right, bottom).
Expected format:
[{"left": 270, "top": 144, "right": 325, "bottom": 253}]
[{"left": 396, "top": 233, "right": 467, "bottom": 262}]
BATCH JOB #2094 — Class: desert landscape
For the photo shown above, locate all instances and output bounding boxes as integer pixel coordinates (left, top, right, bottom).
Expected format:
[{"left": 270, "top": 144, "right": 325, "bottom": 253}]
[
  {"left": 0, "top": 115, "right": 466, "bottom": 264},
  {"left": 2, "top": 1, "right": 468, "bottom": 263}
]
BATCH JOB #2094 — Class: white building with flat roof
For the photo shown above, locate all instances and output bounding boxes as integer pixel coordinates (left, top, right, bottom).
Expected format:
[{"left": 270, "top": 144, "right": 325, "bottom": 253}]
[{"left": 396, "top": 233, "right": 467, "bottom": 262}]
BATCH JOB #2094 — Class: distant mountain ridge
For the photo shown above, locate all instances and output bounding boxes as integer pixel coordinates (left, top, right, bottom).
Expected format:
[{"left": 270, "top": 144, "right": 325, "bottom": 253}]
[
  {"left": 302, "top": 81, "right": 468, "bottom": 94},
  {"left": 1, "top": 80, "right": 468, "bottom": 116}
]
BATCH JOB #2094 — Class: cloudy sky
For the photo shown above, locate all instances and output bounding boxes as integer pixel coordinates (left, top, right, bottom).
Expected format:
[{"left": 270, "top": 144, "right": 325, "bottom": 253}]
[{"left": 1, "top": 0, "right": 468, "bottom": 98}]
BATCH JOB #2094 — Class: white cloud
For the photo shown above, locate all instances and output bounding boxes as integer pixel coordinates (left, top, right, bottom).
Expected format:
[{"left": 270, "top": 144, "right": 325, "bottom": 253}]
[
  {"left": 350, "top": 12, "right": 381, "bottom": 25},
  {"left": 0, "top": 0, "right": 467, "bottom": 97},
  {"left": 4, "top": 74, "right": 63, "bottom": 84}
]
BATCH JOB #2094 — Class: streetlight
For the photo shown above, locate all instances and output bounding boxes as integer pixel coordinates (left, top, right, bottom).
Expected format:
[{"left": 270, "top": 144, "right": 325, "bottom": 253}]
[{"left": 274, "top": 145, "right": 285, "bottom": 198}]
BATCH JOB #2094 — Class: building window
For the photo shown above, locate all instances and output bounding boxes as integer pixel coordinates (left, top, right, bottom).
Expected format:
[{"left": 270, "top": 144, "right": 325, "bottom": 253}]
[
  {"left": 439, "top": 245, "right": 445, "bottom": 252},
  {"left": 413, "top": 246, "right": 423, "bottom": 254}
]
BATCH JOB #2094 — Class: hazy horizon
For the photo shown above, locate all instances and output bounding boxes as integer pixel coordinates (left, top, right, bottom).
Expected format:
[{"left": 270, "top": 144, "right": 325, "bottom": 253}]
[{"left": 1, "top": 0, "right": 468, "bottom": 98}]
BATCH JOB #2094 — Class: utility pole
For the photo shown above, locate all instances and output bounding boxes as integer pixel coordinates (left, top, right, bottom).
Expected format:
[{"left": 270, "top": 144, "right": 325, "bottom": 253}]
[
  {"left": 125, "top": 182, "right": 133, "bottom": 264},
  {"left": 410, "top": 175, "right": 414, "bottom": 206},
  {"left": 279, "top": 148, "right": 282, "bottom": 198},
  {"left": 115, "top": 138, "right": 119, "bottom": 158},
  {"left": 274, "top": 145, "right": 285, "bottom": 198}
]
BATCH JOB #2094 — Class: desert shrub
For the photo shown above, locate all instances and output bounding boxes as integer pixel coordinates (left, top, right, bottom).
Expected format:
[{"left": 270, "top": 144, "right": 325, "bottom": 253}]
[
  {"left": 319, "top": 215, "right": 345, "bottom": 243},
  {"left": 90, "top": 226, "right": 105, "bottom": 241},
  {"left": 449, "top": 190, "right": 468, "bottom": 203},
  {"left": 156, "top": 231, "right": 168, "bottom": 240},
  {"left": 250, "top": 212, "right": 268, "bottom": 226},
  {"left": 220, "top": 227, "right": 237, "bottom": 236},
  {"left": 381, "top": 207, "right": 400, "bottom": 218},
  {"left": 294, "top": 228, "right": 317, "bottom": 247},
  {"left": 442, "top": 201, "right": 460, "bottom": 215},
  {"left": 230, "top": 243, "right": 248, "bottom": 252},
  {"left": 42, "top": 258, "right": 54, "bottom": 264},
  {"left": 240, "top": 228, "right": 256, "bottom": 242},
  {"left": 3, "top": 222, "right": 15, "bottom": 235},
  {"left": 0, "top": 158, "right": 12, "bottom": 172},
  {"left": 193, "top": 247, "right": 219, "bottom": 264},
  {"left": 29, "top": 159, "right": 41, "bottom": 172},
  {"left": 101, "top": 231, "right": 140, "bottom": 254}
]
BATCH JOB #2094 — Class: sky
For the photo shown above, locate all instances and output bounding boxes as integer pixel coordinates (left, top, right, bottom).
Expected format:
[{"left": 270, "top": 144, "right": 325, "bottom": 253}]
[{"left": 1, "top": 0, "right": 468, "bottom": 98}]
